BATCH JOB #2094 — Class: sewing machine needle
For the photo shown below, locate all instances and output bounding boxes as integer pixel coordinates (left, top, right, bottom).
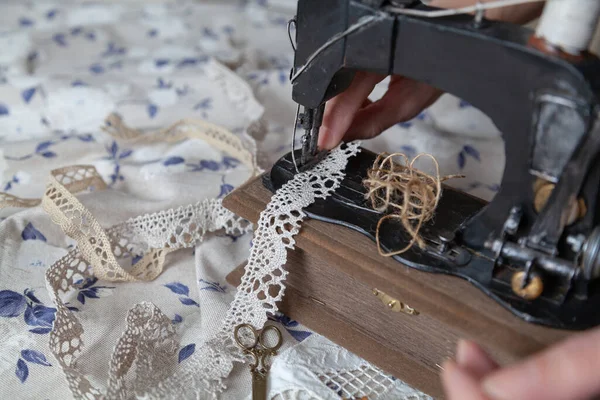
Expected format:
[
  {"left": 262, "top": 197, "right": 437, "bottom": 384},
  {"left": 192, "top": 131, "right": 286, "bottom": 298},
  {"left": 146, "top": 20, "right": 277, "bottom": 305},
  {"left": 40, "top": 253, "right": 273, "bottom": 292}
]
[{"left": 309, "top": 104, "right": 325, "bottom": 156}]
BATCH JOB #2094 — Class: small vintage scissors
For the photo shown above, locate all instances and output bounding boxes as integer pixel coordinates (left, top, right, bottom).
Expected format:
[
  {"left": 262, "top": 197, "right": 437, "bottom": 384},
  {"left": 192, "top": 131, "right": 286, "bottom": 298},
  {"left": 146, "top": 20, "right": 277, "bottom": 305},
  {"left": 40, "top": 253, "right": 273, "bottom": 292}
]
[{"left": 234, "top": 323, "right": 283, "bottom": 400}]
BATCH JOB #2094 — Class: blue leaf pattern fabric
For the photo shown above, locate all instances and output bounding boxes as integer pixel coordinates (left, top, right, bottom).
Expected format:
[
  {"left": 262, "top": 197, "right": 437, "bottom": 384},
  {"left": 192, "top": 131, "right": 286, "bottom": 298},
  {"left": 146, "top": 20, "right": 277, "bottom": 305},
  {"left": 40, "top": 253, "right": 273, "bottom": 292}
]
[
  {"left": 0, "top": 0, "right": 507, "bottom": 397},
  {"left": 399, "top": 145, "right": 417, "bottom": 158},
  {"left": 164, "top": 282, "right": 189, "bottom": 296},
  {"left": 179, "top": 297, "right": 199, "bottom": 307},
  {"left": 35, "top": 142, "right": 53, "bottom": 153},
  {"left": 20, "top": 350, "right": 51, "bottom": 366},
  {"left": 287, "top": 329, "right": 311, "bottom": 342},
  {"left": 198, "top": 279, "right": 227, "bottom": 293},
  {"left": 0, "top": 103, "right": 9, "bottom": 115},
  {"left": 21, "top": 88, "right": 36, "bottom": 103},
  {"left": 457, "top": 151, "right": 466, "bottom": 169},
  {"left": 268, "top": 313, "right": 312, "bottom": 342},
  {"left": 21, "top": 223, "right": 47, "bottom": 242},
  {"left": 163, "top": 156, "right": 185, "bottom": 166},
  {"left": 29, "top": 327, "right": 52, "bottom": 335},
  {"left": 457, "top": 144, "right": 481, "bottom": 169},
  {"left": 178, "top": 344, "right": 195, "bottom": 363},
  {"left": 148, "top": 104, "right": 158, "bottom": 118},
  {"left": 218, "top": 183, "right": 234, "bottom": 198},
  {"left": 52, "top": 33, "right": 67, "bottom": 47},
  {"left": 15, "top": 359, "right": 28, "bottom": 383},
  {"left": 24, "top": 289, "right": 41, "bottom": 304},
  {"left": 463, "top": 145, "right": 481, "bottom": 161},
  {"left": 89, "top": 64, "right": 104, "bottom": 74},
  {"left": 0, "top": 290, "right": 27, "bottom": 317},
  {"left": 19, "top": 18, "right": 34, "bottom": 27},
  {"left": 24, "top": 304, "right": 56, "bottom": 329}
]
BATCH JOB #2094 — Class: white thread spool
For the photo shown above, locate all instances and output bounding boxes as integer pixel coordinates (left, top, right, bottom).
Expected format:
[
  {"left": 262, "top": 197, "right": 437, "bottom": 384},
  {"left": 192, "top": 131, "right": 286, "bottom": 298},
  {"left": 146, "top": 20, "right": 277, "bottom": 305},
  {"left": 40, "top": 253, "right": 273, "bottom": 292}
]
[{"left": 535, "top": 0, "right": 600, "bottom": 55}]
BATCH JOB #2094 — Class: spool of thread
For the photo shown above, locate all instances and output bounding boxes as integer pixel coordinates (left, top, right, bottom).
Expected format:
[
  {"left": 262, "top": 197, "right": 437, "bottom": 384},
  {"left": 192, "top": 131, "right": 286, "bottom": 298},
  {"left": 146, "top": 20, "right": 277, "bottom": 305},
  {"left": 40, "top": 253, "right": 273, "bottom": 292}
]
[{"left": 535, "top": 0, "right": 600, "bottom": 55}]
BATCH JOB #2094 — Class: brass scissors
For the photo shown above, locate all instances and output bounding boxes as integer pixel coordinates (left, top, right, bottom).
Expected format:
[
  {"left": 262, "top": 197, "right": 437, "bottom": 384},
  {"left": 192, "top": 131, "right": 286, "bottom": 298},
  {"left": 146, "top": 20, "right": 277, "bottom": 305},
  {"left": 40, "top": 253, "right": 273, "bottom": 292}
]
[{"left": 234, "top": 323, "right": 283, "bottom": 400}]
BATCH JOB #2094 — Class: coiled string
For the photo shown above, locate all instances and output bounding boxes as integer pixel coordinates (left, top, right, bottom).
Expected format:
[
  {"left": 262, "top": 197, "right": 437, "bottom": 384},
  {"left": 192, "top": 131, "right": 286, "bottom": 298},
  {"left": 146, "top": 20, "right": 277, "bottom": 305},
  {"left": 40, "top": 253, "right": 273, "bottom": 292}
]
[{"left": 364, "top": 152, "right": 463, "bottom": 256}]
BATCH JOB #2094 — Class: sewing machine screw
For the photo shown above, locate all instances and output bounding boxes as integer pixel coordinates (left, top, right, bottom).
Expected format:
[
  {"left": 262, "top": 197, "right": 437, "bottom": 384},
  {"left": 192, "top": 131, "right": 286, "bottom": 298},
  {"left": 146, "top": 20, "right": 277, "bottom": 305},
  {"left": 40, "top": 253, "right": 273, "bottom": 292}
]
[
  {"left": 511, "top": 271, "right": 544, "bottom": 300},
  {"left": 503, "top": 206, "right": 522, "bottom": 237},
  {"left": 437, "top": 230, "right": 454, "bottom": 253},
  {"left": 567, "top": 234, "right": 586, "bottom": 253}
]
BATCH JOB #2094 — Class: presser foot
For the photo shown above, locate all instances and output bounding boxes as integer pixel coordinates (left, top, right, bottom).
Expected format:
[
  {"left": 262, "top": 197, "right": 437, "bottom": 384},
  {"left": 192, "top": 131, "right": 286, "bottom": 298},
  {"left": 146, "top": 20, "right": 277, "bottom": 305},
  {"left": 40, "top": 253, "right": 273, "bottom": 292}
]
[
  {"left": 264, "top": 146, "right": 600, "bottom": 330},
  {"left": 298, "top": 150, "right": 328, "bottom": 172}
]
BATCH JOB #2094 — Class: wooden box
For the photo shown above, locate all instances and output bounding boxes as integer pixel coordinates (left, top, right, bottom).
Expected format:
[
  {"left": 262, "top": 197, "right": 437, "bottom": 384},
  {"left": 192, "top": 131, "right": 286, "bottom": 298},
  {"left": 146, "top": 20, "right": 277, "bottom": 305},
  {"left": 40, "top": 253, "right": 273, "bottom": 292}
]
[{"left": 222, "top": 175, "right": 570, "bottom": 399}]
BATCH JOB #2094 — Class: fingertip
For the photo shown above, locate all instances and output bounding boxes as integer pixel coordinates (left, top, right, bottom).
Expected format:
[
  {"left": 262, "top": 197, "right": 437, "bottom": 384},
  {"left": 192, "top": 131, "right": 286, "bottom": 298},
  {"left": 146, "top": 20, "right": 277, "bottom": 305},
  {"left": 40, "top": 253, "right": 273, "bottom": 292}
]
[
  {"left": 456, "top": 339, "right": 471, "bottom": 366},
  {"left": 456, "top": 340, "right": 498, "bottom": 381},
  {"left": 482, "top": 329, "right": 600, "bottom": 400},
  {"left": 481, "top": 379, "right": 503, "bottom": 400},
  {"left": 317, "top": 125, "right": 328, "bottom": 148},
  {"left": 441, "top": 360, "right": 459, "bottom": 383},
  {"left": 319, "top": 72, "right": 382, "bottom": 148},
  {"left": 317, "top": 125, "right": 339, "bottom": 150},
  {"left": 442, "top": 360, "right": 489, "bottom": 400}
]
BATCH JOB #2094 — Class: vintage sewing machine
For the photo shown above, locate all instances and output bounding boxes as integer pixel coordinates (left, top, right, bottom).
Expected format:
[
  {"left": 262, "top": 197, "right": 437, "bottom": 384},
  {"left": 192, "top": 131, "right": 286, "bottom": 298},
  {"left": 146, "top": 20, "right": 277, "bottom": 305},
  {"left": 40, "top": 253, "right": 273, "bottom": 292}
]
[{"left": 225, "top": 0, "right": 600, "bottom": 397}]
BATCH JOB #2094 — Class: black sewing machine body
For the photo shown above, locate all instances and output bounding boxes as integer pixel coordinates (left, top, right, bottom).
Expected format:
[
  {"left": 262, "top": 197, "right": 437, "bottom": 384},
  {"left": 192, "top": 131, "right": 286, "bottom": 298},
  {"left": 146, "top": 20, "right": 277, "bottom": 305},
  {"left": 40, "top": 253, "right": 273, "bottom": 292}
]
[{"left": 265, "top": 0, "right": 600, "bottom": 330}]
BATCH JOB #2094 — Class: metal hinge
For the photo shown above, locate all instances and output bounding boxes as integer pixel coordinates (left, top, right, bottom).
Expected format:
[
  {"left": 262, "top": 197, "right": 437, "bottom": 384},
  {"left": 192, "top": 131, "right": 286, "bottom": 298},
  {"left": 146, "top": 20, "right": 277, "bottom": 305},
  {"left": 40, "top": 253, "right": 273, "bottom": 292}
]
[{"left": 372, "top": 288, "right": 419, "bottom": 316}]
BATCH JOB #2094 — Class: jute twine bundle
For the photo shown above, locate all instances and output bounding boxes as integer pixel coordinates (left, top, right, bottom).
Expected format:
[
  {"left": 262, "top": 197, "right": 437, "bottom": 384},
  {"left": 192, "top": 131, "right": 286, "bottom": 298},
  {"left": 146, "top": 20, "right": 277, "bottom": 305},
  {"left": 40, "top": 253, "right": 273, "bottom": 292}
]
[{"left": 364, "top": 152, "right": 463, "bottom": 256}]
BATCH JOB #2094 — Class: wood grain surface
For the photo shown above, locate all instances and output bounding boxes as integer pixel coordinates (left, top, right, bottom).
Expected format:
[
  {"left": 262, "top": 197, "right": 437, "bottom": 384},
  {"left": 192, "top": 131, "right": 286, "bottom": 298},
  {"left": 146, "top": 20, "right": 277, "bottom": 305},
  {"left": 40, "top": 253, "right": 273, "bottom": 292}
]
[{"left": 223, "top": 174, "right": 571, "bottom": 398}]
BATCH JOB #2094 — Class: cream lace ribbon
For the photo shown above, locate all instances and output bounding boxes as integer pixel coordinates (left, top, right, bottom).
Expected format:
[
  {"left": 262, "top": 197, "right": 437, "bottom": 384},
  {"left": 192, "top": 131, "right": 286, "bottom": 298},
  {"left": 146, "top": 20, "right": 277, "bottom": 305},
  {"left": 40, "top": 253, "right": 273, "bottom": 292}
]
[
  {"left": 0, "top": 166, "right": 107, "bottom": 209},
  {"left": 43, "top": 114, "right": 260, "bottom": 283},
  {"left": 0, "top": 114, "right": 361, "bottom": 398},
  {"left": 101, "top": 113, "right": 262, "bottom": 177},
  {"left": 0, "top": 113, "right": 261, "bottom": 213},
  {"left": 45, "top": 195, "right": 254, "bottom": 399}
]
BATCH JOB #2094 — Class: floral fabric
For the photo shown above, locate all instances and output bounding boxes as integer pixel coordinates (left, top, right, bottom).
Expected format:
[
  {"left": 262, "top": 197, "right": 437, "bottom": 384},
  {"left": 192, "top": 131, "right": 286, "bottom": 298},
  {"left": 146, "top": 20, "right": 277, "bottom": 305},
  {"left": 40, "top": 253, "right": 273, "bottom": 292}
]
[{"left": 0, "top": 1, "right": 503, "bottom": 399}]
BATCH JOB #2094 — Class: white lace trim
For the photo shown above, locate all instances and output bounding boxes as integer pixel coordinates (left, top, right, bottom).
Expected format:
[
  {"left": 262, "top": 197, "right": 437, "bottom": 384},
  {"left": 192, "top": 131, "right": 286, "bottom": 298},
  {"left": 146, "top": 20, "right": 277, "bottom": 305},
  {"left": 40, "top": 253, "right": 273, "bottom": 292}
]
[
  {"left": 45, "top": 192, "right": 252, "bottom": 398},
  {"left": 271, "top": 388, "right": 322, "bottom": 400},
  {"left": 147, "top": 143, "right": 361, "bottom": 399},
  {"left": 1, "top": 106, "right": 362, "bottom": 398},
  {"left": 15, "top": 115, "right": 360, "bottom": 398},
  {"left": 318, "top": 364, "right": 397, "bottom": 399},
  {"left": 35, "top": 117, "right": 259, "bottom": 399},
  {"left": 268, "top": 333, "right": 431, "bottom": 400}
]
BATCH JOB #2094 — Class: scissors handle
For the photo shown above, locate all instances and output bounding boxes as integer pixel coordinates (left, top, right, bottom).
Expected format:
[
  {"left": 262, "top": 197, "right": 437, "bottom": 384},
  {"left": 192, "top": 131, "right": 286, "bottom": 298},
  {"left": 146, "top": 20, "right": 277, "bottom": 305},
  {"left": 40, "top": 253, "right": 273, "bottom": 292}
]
[
  {"left": 233, "top": 323, "right": 283, "bottom": 400},
  {"left": 259, "top": 325, "right": 283, "bottom": 352},
  {"left": 234, "top": 323, "right": 259, "bottom": 351}
]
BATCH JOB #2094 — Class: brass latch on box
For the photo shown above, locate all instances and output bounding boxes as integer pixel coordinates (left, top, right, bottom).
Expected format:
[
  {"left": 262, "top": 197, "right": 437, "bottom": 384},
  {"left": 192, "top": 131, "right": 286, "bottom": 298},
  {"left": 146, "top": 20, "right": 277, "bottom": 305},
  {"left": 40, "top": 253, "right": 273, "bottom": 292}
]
[{"left": 372, "top": 289, "right": 419, "bottom": 316}]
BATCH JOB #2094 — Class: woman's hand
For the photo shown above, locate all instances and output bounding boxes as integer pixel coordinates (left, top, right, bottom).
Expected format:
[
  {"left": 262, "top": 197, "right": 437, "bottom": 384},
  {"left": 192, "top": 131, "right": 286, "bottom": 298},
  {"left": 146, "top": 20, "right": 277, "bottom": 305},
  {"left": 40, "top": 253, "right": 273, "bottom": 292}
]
[
  {"left": 317, "top": 0, "right": 545, "bottom": 150},
  {"left": 317, "top": 72, "right": 442, "bottom": 150},
  {"left": 442, "top": 327, "right": 600, "bottom": 400}
]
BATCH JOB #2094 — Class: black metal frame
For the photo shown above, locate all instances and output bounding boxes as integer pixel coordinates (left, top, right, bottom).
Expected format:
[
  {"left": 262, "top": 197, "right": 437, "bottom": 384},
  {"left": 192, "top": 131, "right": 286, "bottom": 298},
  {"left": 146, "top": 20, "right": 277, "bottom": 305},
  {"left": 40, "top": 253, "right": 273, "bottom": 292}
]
[{"left": 267, "top": 0, "right": 600, "bottom": 330}]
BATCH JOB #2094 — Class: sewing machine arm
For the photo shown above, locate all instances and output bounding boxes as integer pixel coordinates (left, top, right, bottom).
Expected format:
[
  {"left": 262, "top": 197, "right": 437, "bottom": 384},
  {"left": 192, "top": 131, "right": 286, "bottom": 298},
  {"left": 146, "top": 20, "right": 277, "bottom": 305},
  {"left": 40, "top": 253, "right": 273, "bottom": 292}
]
[{"left": 270, "top": 0, "right": 600, "bottom": 330}]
